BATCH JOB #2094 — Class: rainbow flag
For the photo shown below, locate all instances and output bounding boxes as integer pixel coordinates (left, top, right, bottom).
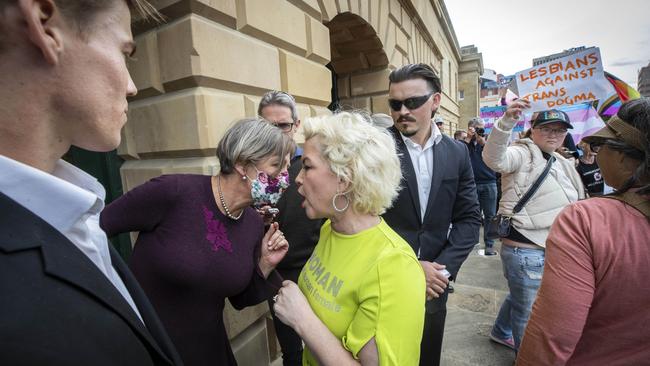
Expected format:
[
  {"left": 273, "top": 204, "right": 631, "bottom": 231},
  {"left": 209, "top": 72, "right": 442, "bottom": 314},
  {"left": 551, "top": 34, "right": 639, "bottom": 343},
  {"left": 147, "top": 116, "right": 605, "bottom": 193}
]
[{"left": 599, "top": 72, "right": 641, "bottom": 119}]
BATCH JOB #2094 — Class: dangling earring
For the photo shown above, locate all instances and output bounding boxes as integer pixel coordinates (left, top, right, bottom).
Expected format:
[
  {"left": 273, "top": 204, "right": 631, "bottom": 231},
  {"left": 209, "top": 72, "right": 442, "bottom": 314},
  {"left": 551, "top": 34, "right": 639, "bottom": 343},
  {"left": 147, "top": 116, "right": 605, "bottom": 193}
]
[{"left": 332, "top": 192, "right": 350, "bottom": 212}]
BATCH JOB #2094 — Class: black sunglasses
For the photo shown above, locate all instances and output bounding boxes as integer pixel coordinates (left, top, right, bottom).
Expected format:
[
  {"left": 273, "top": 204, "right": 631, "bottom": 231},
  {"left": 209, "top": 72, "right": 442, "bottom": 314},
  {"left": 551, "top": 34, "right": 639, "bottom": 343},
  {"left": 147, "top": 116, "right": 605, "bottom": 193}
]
[{"left": 388, "top": 93, "right": 434, "bottom": 111}]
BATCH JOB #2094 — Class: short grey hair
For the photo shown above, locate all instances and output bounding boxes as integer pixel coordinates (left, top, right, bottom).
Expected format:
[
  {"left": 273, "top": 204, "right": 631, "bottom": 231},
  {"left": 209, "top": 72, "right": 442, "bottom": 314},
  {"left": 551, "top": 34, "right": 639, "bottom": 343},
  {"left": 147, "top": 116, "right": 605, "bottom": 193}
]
[
  {"left": 468, "top": 117, "right": 483, "bottom": 128},
  {"left": 258, "top": 90, "right": 299, "bottom": 122},
  {"left": 216, "top": 117, "right": 293, "bottom": 174},
  {"left": 370, "top": 113, "right": 394, "bottom": 128}
]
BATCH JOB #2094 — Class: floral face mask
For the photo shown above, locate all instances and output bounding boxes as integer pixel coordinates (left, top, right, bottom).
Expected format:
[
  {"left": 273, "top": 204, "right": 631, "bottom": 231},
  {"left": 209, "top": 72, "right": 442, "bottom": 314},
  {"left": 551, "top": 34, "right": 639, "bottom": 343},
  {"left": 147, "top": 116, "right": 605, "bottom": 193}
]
[{"left": 249, "top": 168, "right": 290, "bottom": 208}]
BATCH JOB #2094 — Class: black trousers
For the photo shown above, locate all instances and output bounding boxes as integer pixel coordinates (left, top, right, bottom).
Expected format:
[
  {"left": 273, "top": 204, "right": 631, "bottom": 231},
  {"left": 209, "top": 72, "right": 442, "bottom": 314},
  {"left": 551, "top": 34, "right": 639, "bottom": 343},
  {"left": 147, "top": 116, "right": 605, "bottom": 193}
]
[
  {"left": 268, "top": 268, "right": 303, "bottom": 366},
  {"left": 420, "top": 289, "right": 449, "bottom": 366}
]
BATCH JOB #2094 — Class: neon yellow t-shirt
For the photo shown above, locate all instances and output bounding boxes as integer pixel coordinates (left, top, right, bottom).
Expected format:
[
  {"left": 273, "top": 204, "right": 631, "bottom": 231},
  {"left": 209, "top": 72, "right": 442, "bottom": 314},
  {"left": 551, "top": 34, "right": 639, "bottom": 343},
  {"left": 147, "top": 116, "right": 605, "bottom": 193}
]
[{"left": 298, "top": 219, "right": 426, "bottom": 365}]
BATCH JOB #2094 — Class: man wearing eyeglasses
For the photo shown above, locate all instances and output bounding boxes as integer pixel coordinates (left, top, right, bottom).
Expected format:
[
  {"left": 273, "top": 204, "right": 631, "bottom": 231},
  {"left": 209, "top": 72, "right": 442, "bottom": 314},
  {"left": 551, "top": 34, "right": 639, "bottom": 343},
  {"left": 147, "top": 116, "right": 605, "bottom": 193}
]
[
  {"left": 258, "top": 91, "right": 322, "bottom": 366},
  {"left": 382, "top": 63, "right": 481, "bottom": 366}
]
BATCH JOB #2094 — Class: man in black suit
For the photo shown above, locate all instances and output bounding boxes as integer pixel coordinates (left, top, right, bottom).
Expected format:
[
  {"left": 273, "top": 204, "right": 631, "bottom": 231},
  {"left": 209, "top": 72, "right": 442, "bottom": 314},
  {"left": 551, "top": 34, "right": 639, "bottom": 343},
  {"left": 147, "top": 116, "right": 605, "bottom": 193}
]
[
  {"left": 258, "top": 91, "right": 322, "bottom": 366},
  {"left": 382, "top": 64, "right": 481, "bottom": 366},
  {"left": 0, "top": 1, "right": 182, "bottom": 365}
]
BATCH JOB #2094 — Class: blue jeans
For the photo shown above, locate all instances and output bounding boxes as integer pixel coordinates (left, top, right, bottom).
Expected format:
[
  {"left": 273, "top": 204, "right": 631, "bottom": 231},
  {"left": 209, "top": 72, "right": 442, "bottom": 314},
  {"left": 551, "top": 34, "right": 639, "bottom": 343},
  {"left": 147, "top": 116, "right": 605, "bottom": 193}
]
[
  {"left": 491, "top": 245, "right": 545, "bottom": 351},
  {"left": 476, "top": 182, "right": 498, "bottom": 248}
]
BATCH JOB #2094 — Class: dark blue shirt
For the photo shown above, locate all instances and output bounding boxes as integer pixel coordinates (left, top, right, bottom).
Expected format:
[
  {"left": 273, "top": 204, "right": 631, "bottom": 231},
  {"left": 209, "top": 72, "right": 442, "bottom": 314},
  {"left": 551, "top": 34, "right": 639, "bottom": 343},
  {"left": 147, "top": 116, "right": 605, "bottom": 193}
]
[{"left": 463, "top": 140, "right": 497, "bottom": 184}]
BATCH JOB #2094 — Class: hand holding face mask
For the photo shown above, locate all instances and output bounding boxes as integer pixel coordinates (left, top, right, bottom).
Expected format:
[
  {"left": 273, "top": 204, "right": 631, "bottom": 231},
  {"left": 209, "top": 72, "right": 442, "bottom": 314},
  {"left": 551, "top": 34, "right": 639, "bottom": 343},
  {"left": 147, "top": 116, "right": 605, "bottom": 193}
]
[{"left": 256, "top": 206, "right": 280, "bottom": 225}]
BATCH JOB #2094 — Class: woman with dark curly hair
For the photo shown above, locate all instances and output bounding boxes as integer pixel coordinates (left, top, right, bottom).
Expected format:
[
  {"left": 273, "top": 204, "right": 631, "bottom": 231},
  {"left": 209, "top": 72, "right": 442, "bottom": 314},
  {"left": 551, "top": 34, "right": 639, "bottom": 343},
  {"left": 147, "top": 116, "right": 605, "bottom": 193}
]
[{"left": 517, "top": 98, "right": 650, "bottom": 365}]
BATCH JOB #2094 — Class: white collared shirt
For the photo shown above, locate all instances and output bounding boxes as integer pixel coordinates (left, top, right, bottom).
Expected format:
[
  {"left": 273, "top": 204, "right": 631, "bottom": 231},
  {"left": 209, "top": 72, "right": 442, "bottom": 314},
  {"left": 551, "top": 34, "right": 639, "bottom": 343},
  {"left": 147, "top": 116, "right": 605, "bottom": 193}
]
[
  {"left": 0, "top": 155, "right": 143, "bottom": 322},
  {"left": 400, "top": 121, "right": 443, "bottom": 221}
]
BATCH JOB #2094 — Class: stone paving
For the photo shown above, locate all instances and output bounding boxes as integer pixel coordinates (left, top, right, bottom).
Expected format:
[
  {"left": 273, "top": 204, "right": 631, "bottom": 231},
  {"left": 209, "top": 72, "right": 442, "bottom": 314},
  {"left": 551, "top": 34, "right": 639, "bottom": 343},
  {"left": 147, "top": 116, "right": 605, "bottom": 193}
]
[{"left": 441, "top": 241, "right": 515, "bottom": 366}]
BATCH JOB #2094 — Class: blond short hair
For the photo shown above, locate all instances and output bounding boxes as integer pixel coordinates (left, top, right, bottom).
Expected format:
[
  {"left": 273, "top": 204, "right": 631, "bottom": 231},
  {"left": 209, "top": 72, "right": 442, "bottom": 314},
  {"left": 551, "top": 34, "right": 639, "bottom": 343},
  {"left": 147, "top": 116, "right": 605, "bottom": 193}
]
[{"left": 303, "top": 112, "right": 402, "bottom": 215}]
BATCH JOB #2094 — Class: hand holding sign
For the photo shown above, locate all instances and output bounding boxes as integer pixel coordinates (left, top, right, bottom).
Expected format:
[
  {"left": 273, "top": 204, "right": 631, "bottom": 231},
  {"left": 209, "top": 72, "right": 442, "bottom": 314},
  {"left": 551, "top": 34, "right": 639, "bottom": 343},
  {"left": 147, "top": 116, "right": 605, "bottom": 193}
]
[
  {"left": 500, "top": 99, "right": 531, "bottom": 130},
  {"left": 515, "top": 47, "right": 615, "bottom": 113}
]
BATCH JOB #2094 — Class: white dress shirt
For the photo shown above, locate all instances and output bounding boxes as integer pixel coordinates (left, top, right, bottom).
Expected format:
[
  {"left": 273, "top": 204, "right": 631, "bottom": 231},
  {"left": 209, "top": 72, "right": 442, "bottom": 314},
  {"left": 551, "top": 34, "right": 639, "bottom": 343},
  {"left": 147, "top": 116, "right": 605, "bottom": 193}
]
[
  {"left": 0, "top": 155, "right": 143, "bottom": 322},
  {"left": 400, "top": 121, "right": 443, "bottom": 221}
]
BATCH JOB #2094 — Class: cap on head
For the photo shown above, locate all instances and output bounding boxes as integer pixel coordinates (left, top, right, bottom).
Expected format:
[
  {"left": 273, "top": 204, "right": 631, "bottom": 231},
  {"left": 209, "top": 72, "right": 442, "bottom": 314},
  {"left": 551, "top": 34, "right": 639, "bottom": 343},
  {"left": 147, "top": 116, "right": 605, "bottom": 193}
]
[
  {"left": 530, "top": 109, "right": 573, "bottom": 129},
  {"left": 434, "top": 116, "right": 444, "bottom": 126},
  {"left": 582, "top": 114, "right": 646, "bottom": 152}
]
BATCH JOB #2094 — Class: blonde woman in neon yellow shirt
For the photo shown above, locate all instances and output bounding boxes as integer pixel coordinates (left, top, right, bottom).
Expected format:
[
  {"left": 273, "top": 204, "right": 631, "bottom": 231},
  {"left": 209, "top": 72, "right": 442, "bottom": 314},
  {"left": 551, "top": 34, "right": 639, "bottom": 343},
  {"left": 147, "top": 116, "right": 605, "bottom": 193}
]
[{"left": 273, "top": 112, "right": 426, "bottom": 365}]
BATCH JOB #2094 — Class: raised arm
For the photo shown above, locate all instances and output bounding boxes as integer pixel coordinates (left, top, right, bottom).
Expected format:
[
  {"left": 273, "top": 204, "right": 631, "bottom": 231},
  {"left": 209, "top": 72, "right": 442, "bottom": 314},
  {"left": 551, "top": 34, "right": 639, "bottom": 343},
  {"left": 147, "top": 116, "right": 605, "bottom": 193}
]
[
  {"left": 482, "top": 99, "right": 530, "bottom": 174},
  {"left": 229, "top": 222, "right": 286, "bottom": 309}
]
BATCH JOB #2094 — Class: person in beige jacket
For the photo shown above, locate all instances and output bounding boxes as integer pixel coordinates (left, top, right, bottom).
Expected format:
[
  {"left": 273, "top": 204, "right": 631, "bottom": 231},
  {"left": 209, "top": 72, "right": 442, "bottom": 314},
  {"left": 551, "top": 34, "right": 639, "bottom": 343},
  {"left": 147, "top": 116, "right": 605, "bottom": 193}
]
[{"left": 482, "top": 99, "right": 585, "bottom": 352}]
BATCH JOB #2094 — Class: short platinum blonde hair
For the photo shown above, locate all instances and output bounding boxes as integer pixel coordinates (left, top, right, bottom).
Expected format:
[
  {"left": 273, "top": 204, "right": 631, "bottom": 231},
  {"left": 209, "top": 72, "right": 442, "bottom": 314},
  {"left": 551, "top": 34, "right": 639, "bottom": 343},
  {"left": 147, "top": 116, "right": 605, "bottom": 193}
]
[
  {"left": 217, "top": 117, "right": 293, "bottom": 175},
  {"left": 303, "top": 112, "right": 402, "bottom": 215}
]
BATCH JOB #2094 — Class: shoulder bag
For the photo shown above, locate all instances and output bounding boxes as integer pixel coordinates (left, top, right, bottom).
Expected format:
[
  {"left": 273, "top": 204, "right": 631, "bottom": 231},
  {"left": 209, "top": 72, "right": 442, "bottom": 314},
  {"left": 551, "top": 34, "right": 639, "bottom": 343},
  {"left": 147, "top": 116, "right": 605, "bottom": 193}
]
[{"left": 486, "top": 155, "right": 556, "bottom": 239}]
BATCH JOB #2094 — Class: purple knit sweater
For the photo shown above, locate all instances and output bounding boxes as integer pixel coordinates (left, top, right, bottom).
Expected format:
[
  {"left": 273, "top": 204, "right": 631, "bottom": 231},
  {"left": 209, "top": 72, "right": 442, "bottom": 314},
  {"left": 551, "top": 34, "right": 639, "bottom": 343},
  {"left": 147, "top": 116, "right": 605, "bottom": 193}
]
[{"left": 101, "top": 174, "right": 280, "bottom": 366}]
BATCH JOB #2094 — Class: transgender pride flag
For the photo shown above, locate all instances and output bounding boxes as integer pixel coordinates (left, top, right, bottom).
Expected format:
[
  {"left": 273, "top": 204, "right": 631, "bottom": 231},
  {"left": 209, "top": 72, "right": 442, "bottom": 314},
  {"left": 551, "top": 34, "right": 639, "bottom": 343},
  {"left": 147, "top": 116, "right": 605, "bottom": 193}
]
[
  {"left": 481, "top": 102, "right": 605, "bottom": 144},
  {"left": 523, "top": 102, "right": 605, "bottom": 145}
]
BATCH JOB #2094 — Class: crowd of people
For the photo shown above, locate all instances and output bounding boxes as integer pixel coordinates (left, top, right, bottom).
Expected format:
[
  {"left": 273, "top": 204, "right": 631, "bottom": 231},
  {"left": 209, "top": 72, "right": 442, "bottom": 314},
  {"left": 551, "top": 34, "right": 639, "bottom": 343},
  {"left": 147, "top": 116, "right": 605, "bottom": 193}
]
[{"left": 1, "top": 1, "right": 649, "bottom": 366}]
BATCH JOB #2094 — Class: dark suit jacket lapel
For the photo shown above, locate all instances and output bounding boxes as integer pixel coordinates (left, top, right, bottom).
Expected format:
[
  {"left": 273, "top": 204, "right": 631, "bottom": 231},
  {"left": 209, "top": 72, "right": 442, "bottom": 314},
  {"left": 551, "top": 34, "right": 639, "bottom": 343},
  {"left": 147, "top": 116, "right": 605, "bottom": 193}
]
[
  {"left": 423, "top": 138, "right": 448, "bottom": 220},
  {"left": 390, "top": 126, "right": 421, "bottom": 222},
  {"left": 111, "top": 247, "right": 181, "bottom": 366},
  {"left": 0, "top": 192, "right": 173, "bottom": 365}
]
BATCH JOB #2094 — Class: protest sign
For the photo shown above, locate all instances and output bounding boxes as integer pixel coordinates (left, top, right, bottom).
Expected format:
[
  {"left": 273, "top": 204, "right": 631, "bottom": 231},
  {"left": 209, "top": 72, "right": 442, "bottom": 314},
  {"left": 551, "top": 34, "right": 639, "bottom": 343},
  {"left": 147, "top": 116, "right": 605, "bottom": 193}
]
[{"left": 515, "top": 48, "right": 615, "bottom": 112}]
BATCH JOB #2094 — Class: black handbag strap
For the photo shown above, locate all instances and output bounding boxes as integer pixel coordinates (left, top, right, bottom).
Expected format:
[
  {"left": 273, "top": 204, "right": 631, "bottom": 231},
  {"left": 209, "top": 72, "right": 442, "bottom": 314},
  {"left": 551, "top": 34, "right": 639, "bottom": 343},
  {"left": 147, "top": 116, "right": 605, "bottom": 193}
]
[{"left": 512, "top": 155, "right": 556, "bottom": 214}]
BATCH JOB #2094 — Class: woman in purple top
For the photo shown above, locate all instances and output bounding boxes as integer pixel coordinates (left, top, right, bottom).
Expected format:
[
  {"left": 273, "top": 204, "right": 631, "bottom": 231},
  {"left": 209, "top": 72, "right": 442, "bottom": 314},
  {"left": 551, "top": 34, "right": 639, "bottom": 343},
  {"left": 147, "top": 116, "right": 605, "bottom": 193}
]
[{"left": 101, "top": 118, "right": 293, "bottom": 366}]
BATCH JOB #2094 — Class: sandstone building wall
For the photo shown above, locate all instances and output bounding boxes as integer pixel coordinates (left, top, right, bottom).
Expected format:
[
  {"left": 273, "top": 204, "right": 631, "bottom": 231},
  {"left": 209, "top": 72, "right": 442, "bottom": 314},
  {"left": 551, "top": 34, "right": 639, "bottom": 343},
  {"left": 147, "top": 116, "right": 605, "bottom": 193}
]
[{"left": 124, "top": 1, "right": 475, "bottom": 363}]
